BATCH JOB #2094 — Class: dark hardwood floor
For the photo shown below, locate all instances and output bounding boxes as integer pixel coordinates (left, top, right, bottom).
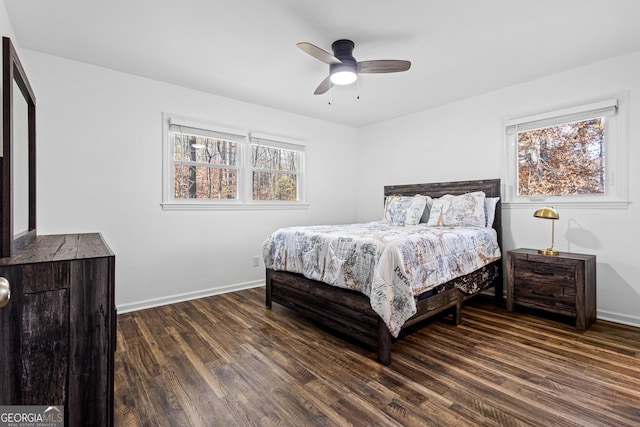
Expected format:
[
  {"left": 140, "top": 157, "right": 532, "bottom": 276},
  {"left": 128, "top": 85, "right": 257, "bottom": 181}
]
[{"left": 114, "top": 287, "right": 640, "bottom": 426}]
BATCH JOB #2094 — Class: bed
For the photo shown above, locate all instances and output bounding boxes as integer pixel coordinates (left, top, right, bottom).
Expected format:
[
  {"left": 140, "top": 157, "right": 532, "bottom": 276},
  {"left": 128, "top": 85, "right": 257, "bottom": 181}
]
[{"left": 263, "top": 179, "right": 503, "bottom": 364}]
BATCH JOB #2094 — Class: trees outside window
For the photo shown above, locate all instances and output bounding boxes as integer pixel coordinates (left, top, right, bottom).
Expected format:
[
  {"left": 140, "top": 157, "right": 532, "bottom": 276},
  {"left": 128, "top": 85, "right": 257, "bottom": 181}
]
[
  {"left": 162, "top": 114, "right": 305, "bottom": 210},
  {"left": 250, "top": 141, "right": 300, "bottom": 201},
  {"left": 173, "top": 132, "right": 239, "bottom": 200},
  {"left": 517, "top": 118, "right": 605, "bottom": 197},
  {"left": 504, "top": 98, "right": 627, "bottom": 207}
]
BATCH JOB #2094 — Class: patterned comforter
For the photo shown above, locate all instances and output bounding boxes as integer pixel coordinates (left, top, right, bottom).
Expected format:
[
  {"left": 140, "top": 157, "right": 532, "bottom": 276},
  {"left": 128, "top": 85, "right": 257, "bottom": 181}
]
[{"left": 262, "top": 221, "right": 501, "bottom": 337}]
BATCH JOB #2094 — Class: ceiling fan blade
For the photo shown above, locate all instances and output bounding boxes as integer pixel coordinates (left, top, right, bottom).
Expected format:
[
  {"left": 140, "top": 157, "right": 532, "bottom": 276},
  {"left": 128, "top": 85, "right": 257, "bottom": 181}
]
[
  {"left": 357, "top": 60, "right": 411, "bottom": 73},
  {"left": 297, "top": 42, "right": 342, "bottom": 65},
  {"left": 313, "top": 76, "right": 333, "bottom": 95}
]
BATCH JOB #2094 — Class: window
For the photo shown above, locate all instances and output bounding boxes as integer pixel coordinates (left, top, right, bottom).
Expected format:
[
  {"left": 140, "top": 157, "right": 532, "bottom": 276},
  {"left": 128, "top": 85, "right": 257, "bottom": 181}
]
[
  {"left": 162, "top": 114, "right": 306, "bottom": 210},
  {"left": 250, "top": 135, "right": 301, "bottom": 201},
  {"left": 504, "top": 97, "right": 628, "bottom": 208},
  {"left": 171, "top": 124, "right": 242, "bottom": 201}
]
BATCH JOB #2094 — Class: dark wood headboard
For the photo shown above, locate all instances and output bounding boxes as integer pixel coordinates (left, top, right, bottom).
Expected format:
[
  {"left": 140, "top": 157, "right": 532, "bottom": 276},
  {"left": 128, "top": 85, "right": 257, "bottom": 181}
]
[{"left": 383, "top": 178, "right": 502, "bottom": 252}]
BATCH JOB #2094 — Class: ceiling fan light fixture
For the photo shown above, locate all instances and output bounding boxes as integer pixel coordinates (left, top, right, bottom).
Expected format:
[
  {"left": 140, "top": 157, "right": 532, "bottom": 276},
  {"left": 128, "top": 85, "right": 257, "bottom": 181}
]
[
  {"left": 329, "top": 60, "right": 358, "bottom": 85},
  {"left": 330, "top": 69, "right": 357, "bottom": 85},
  {"left": 298, "top": 39, "right": 410, "bottom": 95}
]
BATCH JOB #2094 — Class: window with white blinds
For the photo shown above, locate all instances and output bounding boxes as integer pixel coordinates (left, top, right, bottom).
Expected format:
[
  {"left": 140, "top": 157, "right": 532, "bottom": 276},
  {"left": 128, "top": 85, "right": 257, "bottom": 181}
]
[
  {"left": 162, "top": 114, "right": 306, "bottom": 210},
  {"left": 503, "top": 97, "right": 629, "bottom": 208}
]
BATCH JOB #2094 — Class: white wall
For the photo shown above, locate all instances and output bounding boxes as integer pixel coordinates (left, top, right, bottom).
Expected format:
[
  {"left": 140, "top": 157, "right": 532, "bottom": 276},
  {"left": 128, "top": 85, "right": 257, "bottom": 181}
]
[
  {"left": 358, "top": 51, "right": 640, "bottom": 326},
  {"left": 19, "top": 50, "right": 359, "bottom": 311}
]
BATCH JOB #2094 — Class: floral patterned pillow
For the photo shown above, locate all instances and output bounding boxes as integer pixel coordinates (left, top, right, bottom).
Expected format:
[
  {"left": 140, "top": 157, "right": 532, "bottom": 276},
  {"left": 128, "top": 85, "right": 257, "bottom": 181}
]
[
  {"left": 426, "top": 191, "right": 486, "bottom": 227},
  {"left": 383, "top": 195, "right": 429, "bottom": 225}
]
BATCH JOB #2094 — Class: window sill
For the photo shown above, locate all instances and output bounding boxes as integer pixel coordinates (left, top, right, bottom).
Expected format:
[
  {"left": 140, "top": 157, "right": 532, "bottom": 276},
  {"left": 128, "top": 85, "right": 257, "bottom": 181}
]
[
  {"left": 161, "top": 202, "right": 310, "bottom": 211},
  {"left": 504, "top": 200, "right": 631, "bottom": 210}
]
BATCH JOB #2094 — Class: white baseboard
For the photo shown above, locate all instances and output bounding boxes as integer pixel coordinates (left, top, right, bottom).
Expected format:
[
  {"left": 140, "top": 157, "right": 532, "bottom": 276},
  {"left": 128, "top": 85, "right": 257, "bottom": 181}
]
[
  {"left": 597, "top": 309, "right": 640, "bottom": 328},
  {"left": 116, "top": 280, "right": 264, "bottom": 314}
]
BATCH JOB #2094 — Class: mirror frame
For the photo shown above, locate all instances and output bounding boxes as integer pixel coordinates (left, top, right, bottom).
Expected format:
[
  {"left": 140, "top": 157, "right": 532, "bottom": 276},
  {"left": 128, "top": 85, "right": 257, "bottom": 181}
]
[{"left": 1, "top": 37, "right": 36, "bottom": 257}]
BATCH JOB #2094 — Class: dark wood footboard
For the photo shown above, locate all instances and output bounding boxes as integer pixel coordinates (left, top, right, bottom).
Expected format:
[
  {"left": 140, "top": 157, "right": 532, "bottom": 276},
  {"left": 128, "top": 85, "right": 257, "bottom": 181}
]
[
  {"left": 266, "top": 268, "right": 394, "bottom": 363},
  {"left": 266, "top": 268, "right": 383, "bottom": 350},
  {"left": 265, "top": 264, "right": 499, "bottom": 364}
]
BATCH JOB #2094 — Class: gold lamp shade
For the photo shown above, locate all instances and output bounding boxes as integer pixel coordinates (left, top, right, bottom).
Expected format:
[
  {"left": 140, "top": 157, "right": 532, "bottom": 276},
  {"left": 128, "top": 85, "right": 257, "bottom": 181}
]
[{"left": 534, "top": 207, "right": 560, "bottom": 255}]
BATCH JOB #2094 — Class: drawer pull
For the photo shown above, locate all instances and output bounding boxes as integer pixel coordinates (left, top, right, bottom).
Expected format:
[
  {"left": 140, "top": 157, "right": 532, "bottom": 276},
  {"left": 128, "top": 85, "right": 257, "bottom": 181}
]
[
  {"left": 532, "top": 269, "right": 554, "bottom": 276},
  {"left": 0, "top": 277, "right": 10, "bottom": 309},
  {"left": 532, "top": 290, "right": 554, "bottom": 297}
]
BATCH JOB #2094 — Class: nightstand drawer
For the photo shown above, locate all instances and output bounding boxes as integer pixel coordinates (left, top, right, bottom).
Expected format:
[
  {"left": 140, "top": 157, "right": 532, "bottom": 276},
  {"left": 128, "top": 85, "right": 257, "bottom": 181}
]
[
  {"left": 513, "top": 281, "right": 576, "bottom": 314},
  {"left": 513, "top": 259, "right": 576, "bottom": 288}
]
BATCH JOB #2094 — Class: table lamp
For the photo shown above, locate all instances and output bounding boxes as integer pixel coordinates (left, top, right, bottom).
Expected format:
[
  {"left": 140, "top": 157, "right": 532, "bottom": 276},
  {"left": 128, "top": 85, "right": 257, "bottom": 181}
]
[{"left": 533, "top": 207, "right": 560, "bottom": 255}]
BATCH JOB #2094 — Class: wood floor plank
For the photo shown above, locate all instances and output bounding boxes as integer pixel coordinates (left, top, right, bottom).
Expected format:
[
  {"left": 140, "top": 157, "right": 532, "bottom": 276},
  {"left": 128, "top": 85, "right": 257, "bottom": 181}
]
[
  {"left": 114, "top": 287, "right": 640, "bottom": 426},
  {"left": 396, "top": 342, "right": 575, "bottom": 426},
  {"left": 455, "top": 315, "right": 640, "bottom": 406},
  {"left": 462, "top": 309, "right": 640, "bottom": 372},
  {"left": 422, "top": 323, "right": 640, "bottom": 424}
]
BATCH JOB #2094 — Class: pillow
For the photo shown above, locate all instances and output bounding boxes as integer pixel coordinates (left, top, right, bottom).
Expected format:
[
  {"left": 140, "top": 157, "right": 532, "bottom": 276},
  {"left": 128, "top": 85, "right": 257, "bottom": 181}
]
[
  {"left": 426, "top": 191, "right": 486, "bottom": 227},
  {"left": 484, "top": 197, "right": 500, "bottom": 227},
  {"left": 384, "top": 195, "right": 428, "bottom": 225}
]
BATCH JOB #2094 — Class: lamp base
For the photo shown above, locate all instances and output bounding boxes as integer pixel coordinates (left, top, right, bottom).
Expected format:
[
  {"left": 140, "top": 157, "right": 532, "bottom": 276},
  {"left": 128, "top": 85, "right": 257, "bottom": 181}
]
[{"left": 538, "top": 248, "right": 559, "bottom": 256}]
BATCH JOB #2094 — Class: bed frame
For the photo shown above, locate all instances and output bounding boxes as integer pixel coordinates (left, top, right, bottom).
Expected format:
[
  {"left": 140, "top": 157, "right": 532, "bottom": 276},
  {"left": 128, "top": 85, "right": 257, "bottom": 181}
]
[{"left": 265, "top": 179, "right": 503, "bottom": 364}]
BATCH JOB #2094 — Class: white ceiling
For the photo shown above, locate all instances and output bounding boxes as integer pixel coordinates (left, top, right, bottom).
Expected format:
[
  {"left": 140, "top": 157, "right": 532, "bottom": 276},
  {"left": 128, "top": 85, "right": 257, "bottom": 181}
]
[{"left": 5, "top": 0, "right": 640, "bottom": 127}]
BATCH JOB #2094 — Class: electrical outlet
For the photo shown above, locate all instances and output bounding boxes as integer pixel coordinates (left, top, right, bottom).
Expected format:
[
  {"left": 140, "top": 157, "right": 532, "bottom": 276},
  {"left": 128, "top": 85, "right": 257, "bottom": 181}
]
[{"left": 253, "top": 256, "right": 260, "bottom": 267}]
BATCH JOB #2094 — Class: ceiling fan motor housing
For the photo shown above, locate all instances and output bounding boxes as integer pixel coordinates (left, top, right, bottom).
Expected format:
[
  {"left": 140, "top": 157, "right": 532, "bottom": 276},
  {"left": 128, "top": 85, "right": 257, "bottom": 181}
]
[
  {"left": 330, "top": 39, "right": 357, "bottom": 77},
  {"left": 331, "top": 39, "right": 356, "bottom": 60}
]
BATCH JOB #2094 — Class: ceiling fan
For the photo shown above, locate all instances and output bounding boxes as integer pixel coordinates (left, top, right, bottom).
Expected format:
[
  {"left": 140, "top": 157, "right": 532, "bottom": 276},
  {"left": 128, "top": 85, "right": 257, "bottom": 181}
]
[{"left": 297, "top": 39, "right": 411, "bottom": 95}]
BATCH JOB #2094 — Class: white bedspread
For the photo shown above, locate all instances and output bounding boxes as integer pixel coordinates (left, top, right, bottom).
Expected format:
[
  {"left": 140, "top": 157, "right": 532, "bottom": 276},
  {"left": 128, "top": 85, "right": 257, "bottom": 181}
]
[{"left": 262, "top": 221, "right": 501, "bottom": 337}]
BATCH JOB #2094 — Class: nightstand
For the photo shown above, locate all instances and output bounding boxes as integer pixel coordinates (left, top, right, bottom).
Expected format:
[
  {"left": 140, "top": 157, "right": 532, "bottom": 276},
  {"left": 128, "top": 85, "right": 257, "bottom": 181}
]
[{"left": 506, "top": 248, "right": 596, "bottom": 331}]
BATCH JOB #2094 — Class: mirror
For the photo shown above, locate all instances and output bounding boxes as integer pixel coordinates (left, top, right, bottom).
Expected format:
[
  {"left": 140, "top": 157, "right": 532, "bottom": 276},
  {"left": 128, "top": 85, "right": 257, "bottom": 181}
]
[
  {"left": 1, "top": 37, "right": 36, "bottom": 257},
  {"left": 13, "top": 79, "right": 29, "bottom": 238}
]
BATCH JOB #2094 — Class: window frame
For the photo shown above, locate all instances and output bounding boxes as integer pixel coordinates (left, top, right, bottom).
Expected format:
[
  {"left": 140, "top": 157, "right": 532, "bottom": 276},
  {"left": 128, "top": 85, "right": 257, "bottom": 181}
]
[
  {"left": 161, "top": 113, "right": 308, "bottom": 211},
  {"left": 502, "top": 96, "right": 629, "bottom": 209}
]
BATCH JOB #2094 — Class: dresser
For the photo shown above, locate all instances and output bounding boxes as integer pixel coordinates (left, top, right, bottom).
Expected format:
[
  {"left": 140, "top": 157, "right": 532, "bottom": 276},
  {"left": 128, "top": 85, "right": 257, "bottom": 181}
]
[
  {"left": 506, "top": 248, "right": 596, "bottom": 331},
  {"left": 0, "top": 233, "right": 115, "bottom": 426}
]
